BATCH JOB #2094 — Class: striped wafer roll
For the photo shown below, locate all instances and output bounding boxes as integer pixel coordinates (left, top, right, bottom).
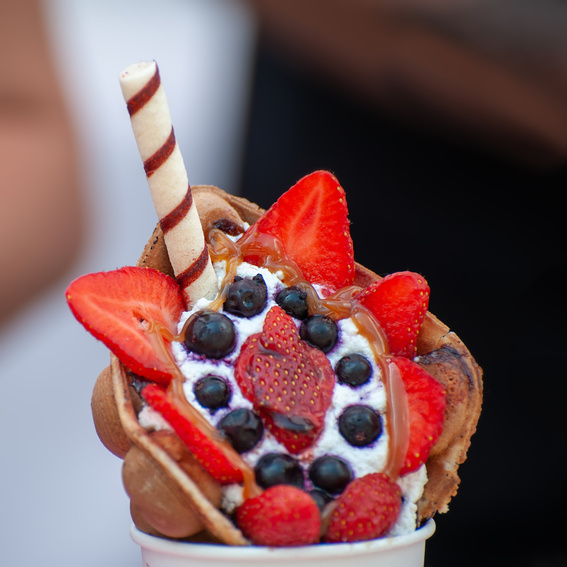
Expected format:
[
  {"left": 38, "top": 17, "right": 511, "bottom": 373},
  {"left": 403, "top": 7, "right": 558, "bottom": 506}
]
[{"left": 119, "top": 61, "right": 218, "bottom": 306}]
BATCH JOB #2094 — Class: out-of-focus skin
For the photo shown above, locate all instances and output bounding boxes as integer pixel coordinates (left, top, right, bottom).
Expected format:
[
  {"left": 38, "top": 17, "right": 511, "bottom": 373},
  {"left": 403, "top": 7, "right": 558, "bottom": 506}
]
[
  {"left": 0, "top": 0, "right": 83, "bottom": 326},
  {"left": 245, "top": 0, "right": 567, "bottom": 166}
]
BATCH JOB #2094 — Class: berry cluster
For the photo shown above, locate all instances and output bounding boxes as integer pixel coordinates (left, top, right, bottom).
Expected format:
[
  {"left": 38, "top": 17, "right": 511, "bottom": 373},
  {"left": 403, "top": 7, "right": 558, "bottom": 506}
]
[
  {"left": 183, "top": 279, "right": 382, "bottom": 452},
  {"left": 181, "top": 276, "right": 386, "bottom": 519}
]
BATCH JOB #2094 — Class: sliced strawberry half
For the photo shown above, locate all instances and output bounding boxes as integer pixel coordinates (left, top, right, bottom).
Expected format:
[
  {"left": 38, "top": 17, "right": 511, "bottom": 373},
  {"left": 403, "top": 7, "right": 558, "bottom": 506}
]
[
  {"left": 235, "top": 306, "right": 335, "bottom": 453},
  {"left": 142, "top": 384, "right": 244, "bottom": 484},
  {"left": 237, "top": 485, "right": 321, "bottom": 546},
  {"left": 66, "top": 266, "right": 184, "bottom": 385},
  {"left": 324, "top": 473, "right": 402, "bottom": 543},
  {"left": 356, "top": 271, "right": 430, "bottom": 358},
  {"left": 244, "top": 170, "right": 355, "bottom": 291},
  {"left": 390, "top": 356, "right": 446, "bottom": 476}
]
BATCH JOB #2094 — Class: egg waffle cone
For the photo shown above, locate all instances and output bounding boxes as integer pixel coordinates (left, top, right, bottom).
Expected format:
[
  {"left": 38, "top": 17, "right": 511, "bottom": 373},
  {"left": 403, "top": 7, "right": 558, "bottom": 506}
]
[{"left": 91, "top": 185, "right": 483, "bottom": 543}]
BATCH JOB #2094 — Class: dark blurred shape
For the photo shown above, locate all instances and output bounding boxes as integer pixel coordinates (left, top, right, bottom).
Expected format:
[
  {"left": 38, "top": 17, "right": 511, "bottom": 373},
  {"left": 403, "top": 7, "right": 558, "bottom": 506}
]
[
  {"left": 240, "top": 2, "right": 567, "bottom": 565},
  {"left": 245, "top": 0, "right": 567, "bottom": 167}
]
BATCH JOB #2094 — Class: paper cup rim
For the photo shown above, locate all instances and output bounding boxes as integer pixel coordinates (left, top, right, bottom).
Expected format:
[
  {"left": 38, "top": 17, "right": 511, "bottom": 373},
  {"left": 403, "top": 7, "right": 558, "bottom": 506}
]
[{"left": 130, "top": 519, "right": 435, "bottom": 561}]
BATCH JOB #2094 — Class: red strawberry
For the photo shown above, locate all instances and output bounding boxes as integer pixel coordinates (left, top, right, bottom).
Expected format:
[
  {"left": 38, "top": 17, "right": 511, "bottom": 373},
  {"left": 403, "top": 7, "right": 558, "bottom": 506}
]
[
  {"left": 356, "top": 271, "right": 430, "bottom": 358},
  {"left": 244, "top": 170, "right": 355, "bottom": 291},
  {"left": 324, "top": 473, "right": 402, "bottom": 543},
  {"left": 66, "top": 266, "right": 184, "bottom": 385},
  {"left": 141, "top": 384, "right": 244, "bottom": 484},
  {"left": 235, "top": 306, "right": 335, "bottom": 453},
  {"left": 237, "top": 485, "right": 321, "bottom": 546},
  {"left": 390, "top": 356, "right": 446, "bottom": 476}
]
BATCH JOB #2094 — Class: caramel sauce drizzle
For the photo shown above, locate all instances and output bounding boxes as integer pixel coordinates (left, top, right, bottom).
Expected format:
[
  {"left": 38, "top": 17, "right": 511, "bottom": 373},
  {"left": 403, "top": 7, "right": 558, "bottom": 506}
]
[{"left": 203, "top": 226, "right": 410, "bottom": 480}]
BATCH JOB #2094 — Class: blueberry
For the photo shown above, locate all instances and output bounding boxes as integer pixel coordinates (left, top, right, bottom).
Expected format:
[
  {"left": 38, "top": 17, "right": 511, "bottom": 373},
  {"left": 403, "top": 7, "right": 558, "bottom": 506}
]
[
  {"left": 338, "top": 405, "right": 382, "bottom": 447},
  {"left": 217, "top": 408, "right": 263, "bottom": 453},
  {"left": 183, "top": 311, "right": 236, "bottom": 359},
  {"left": 254, "top": 453, "right": 304, "bottom": 489},
  {"left": 224, "top": 274, "right": 267, "bottom": 318},
  {"left": 308, "top": 455, "right": 353, "bottom": 495},
  {"left": 194, "top": 375, "right": 231, "bottom": 412},
  {"left": 276, "top": 286, "right": 309, "bottom": 320},
  {"left": 308, "top": 489, "right": 334, "bottom": 511},
  {"left": 335, "top": 354, "right": 372, "bottom": 387},
  {"left": 300, "top": 314, "right": 338, "bottom": 353}
]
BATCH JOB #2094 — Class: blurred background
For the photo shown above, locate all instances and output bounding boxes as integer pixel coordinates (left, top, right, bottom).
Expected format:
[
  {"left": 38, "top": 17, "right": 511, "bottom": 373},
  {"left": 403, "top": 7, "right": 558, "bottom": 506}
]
[{"left": 1, "top": 0, "right": 565, "bottom": 565}]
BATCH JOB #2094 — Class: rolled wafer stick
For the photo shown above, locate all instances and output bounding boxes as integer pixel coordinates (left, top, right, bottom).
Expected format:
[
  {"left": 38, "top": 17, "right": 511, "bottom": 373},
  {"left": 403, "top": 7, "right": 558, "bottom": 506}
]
[{"left": 119, "top": 61, "right": 218, "bottom": 306}]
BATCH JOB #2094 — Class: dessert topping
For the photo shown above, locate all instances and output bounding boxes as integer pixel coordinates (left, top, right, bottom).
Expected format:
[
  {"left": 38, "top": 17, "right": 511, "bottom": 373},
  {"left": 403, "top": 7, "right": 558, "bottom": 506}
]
[
  {"left": 217, "top": 408, "right": 264, "bottom": 454},
  {"left": 309, "top": 489, "right": 334, "bottom": 511},
  {"left": 324, "top": 473, "right": 402, "bottom": 543},
  {"left": 223, "top": 274, "right": 268, "bottom": 318},
  {"left": 119, "top": 61, "right": 219, "bottom": 306},
  {"left": 254, "top": 453, "right": 305, "bottom": 490},
  {"left": 65, "top": 266, "right": 184, "bottom": 386},
  {"left": 335, "top": 353, "right": 373, "bottom": 387},
  {"left": 235, "top": 306, "right": 335, "bottom": 453},
  {"left": 182, "top": 311, "right": 236, "bottom": 359},
  {"left": 338, "top": 405, "right": 383, "bottom": 447},
  {"left": 142, "top": 383, "right": 244, "bottom": 484},
  {"left": 236, "top": 485, "right": 321, "bottom": 547},
  {"left": 244, "top": 170, "right": 355, "bottom": 291},
  {"left": 390, "top": 357, "right": 447, "bottom": 475},
  {"left": 275, "top": 286, "right": 309, "bottom": 320},
  {"left": 193, "top": 374, "right": 232, "bottom": 412},
  {"left": 356, "top": 271, "right": 431, "bottom": 359},
  {"left": 308, "top": 455, "right": 353, "bottom": 495},
  {"left": 299, "top": 314, "right": 339, "bottom": 353}
]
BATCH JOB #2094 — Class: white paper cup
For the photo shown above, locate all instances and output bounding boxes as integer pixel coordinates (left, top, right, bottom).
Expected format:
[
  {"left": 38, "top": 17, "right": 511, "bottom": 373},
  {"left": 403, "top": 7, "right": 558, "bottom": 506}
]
[{"left": 130, "top": 519, "right": 435, "bottom": 567}]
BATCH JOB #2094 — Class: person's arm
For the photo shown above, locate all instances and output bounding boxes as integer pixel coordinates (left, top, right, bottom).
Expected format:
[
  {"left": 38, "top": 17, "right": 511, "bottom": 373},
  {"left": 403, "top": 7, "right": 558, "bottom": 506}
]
[{"left": 0, "top": 0, "right": 84, "bottom": 324}]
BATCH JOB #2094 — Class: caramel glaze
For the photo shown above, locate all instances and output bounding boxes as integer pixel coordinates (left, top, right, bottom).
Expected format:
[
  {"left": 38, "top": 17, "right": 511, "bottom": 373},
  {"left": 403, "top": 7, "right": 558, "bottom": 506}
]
[
  {"left": 146, "top": 222, "right": 411, "bottom": 504},
  {"left": 204, "top": 225, "right": 410, "bottom": 481}
]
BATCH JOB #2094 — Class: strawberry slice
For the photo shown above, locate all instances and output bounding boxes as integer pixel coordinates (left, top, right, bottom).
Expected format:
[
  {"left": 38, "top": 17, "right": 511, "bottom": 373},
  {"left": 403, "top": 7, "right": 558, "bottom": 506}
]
[
  {"left": 235, "top": 306, "right": 335, "bottom": 453},
  {"left": 141, "top": 384, "right": 244, "bottom": 484},
  {"left": 324, "top": 473, "right": 402, "bottom": 542},
  {"left": 237, "top": 485, "right": 321, "bottom": 546},
  {"left": 244, "top": 170, "right": 355, "bottom": 291},
  {"left": 356, "top": 271, "right": 430, "bottom": 358},
  {"left": 66, "top": 266, "right": 184, "bottom": 385},
  {"left": 391, "top": 356, "right": 446, "bottom": 476}
]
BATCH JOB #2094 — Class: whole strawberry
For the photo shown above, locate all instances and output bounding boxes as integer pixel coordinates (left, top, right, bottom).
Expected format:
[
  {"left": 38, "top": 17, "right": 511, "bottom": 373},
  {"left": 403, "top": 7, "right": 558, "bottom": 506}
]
[
  {"left": 324, "top": 473, "right": 402, "bottom": 543},
  {"left": 237, "top": 485, "right": 321, "bottom": 546}
]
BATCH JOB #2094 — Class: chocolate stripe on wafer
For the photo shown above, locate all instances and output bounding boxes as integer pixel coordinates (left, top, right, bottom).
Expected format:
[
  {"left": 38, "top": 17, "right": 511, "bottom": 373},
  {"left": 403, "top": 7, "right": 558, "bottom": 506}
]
[
  {"left": 126, "top": 65, "right": 160, "bottom": 117},
  {"left": 160, "top": 186, "right": 193, "bottom": 234},
  {"left": 119, "top": 61, "right": 218, "bottom": 306},
  {"left": 144, "top": 127, "right": 176, "bottom": 177},
  {"left": 176, "top": 244, "right": 210, "bottom": 290}
]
